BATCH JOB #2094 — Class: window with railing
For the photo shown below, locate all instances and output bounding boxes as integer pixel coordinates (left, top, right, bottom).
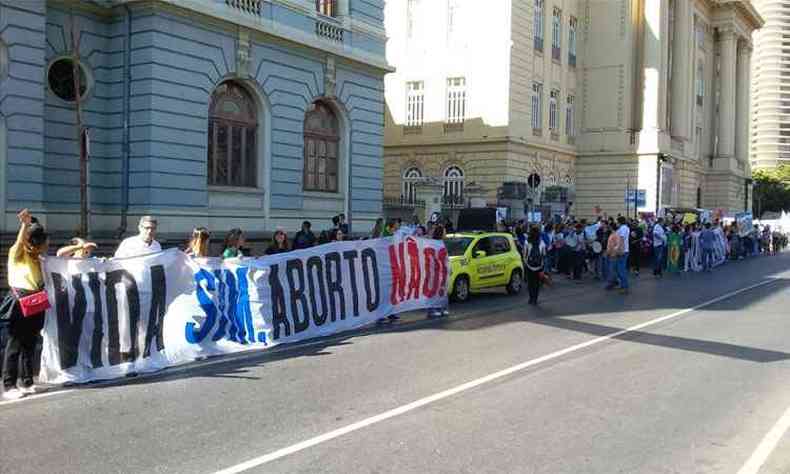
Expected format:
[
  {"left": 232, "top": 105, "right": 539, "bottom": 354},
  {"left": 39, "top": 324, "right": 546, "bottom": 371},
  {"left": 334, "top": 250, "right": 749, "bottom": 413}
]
[
  {"left": 226, "top": 0, "right": 263, "bottom": 17},
  {"left": 549, "top": 89, "right": 559, "bottom": 140},
  {"left": 316, "top": 0, "right": 337, "bottom": 17},
  {"left": 566, "top": 95, "right": 575, "bottom": 140},
  {"left": 534, "top": 0, "right": 544, "bottom": 52},
  {"left": 406, "top": 81, "right": 424, "bottom": 127},
  {"left": 446, "top": 77, "right": 466, "bottom": 126},
  {"left": 552, "top": 7, "right": 561, "bottom": 61},
  {"left": 568, "top": 16, "right": 577, "bottom": 66},
  {"left": 402, "top": 167, "right": 422, "bottom": 204},
  {"left": 532, "top": 82, "right": 543, "bottom": 135},
  {"left": 443, "top": 166, "right": 465, "bottom": 203}
]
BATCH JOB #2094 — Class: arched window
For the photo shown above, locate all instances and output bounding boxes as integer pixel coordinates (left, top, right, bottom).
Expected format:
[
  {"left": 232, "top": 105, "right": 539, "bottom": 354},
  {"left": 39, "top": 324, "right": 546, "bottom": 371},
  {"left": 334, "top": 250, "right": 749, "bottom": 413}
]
[
  {"left": 402, "top": 167, "right": 422, "bottom": 203},
  {"left": 444, "top": 166, "right": 464, "bottom": 202},
  {"left": 208, "top": 81, "right": 257, "bottom": 187},
  {"left": 304, "top": 101, "right": 340, "bottom": 192}
]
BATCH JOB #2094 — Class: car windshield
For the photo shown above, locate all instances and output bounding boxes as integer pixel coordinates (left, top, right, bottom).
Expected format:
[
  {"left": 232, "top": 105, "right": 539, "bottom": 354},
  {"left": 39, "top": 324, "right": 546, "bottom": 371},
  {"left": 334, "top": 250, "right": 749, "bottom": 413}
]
[{"left": 445, "top": 237, "right": 474, "bottom": 257}]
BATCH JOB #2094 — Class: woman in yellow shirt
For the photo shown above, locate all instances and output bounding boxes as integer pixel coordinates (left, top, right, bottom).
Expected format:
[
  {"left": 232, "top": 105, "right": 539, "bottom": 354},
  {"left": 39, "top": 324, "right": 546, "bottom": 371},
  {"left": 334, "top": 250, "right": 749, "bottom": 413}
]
[{"left": 3, "top": 209, "right": 49, "bottom": 400}]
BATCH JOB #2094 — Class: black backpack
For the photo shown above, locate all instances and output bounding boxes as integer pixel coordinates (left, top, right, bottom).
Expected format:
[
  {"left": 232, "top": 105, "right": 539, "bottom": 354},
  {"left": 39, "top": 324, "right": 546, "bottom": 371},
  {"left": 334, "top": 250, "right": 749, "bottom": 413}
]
[{"left": 526, "top": 243, "right": 543, "bottom": 269}]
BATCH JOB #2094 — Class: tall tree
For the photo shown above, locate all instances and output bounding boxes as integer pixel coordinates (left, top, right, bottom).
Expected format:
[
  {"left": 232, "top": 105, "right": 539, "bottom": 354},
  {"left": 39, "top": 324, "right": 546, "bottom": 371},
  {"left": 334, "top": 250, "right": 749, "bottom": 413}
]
[{"left": 752, "top": 165, "right": 790, "bottom": 218}]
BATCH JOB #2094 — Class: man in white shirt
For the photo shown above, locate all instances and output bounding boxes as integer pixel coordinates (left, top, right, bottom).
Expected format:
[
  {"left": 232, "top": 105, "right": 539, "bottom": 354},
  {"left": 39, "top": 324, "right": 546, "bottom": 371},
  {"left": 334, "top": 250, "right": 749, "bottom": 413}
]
[
  {"left": 610, "top": 216, "right": 630, "bottom": 293},
  {"left": 115, "top": 216, "right": 162, "bottom": 259},
  {"left": 113, "top": 216, "right": 162, "bottom": 366},
  {"left": 652, "top": 218, "right": 667, "bottom": 278}
]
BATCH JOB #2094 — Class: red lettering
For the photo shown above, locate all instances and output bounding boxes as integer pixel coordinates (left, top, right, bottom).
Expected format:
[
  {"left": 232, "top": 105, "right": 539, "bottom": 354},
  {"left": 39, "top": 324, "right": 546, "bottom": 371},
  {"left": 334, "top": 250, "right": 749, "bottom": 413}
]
[
  {"left": 422, "top": 247, "right": 441, "bottom": 298},
  {"left": 437, "top": 247, "right": 448, "bottom": 296},
  {"left": 388, "top": 243, "right": 407, "bottom": 305},
  {"left": 406, "top": 239, "right": 421, "bottom": 300}
]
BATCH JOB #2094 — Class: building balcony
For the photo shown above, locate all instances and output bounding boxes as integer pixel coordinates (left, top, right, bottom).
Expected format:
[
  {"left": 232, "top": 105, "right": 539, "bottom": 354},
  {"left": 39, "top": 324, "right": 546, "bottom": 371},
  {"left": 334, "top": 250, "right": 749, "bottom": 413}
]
[
  {"left": 225, "top": 0, "right": 263, "bottom": 16},
  {"left": 442, "top": 194, "right": 466, "bottom": 209},
  {"left": 444, "top": 121, "right": 464, "bottom": 133},
  {"left": 384, "top": 196, "right": 426, "bottom": 210},
  {"left": 316, "top": 15, "right": 344, "bottom": 43}
]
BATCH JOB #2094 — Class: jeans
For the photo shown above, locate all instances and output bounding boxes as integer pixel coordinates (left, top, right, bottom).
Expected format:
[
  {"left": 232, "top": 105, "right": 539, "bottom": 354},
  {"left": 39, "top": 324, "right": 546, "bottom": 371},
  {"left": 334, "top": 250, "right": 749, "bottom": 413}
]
[
  {"left": 653, "top": 245, "right": 665, "bottom": 276},
  {"left": 526, "top": 269, "right": 541, "bottom": 303},
  {"left": 600, "top": 255, "right": 610, "bottom": 281},
  {"left": 572, "top": 251, "right": 584, "bottom": 280},
  {"left": 2, "top": 303, "right": 44, "bottom": 390},
  {"left": 607, "top": 254, "right": 629, "bottom": 289},
  {"left": 702, "top": 248, "right": 714, "bottom": 271}
]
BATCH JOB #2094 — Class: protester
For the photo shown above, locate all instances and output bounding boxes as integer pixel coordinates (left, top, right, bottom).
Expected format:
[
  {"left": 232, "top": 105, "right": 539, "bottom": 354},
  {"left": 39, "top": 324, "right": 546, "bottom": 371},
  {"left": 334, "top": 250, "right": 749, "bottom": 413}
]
[
  {"left": 629, "top": 220, "right": 644, "bottom": 277},
  {"left": 652, "top": 218, "right": 667, "bottom": 278},
  {"left": 265, "top": 228, "right": 291, "bottom": 255},
  {"left": 222, "top": 228, "right": 246, "bottom": 258},
  {"left": 370, "top": 218, "right": 384, "bottom": 239},
  {"left": 606, "top": 216, "right": 630, "bottom": 294},
  {"left": 700, "top": 222, "right": 716, "bottom": 272},
  {"left": 427, "top": 224, "right": 449, "bottom": 317},
  {"left": 338, "top": 213, "right": 349, "bottom": 234},
  {"left": 183, "top": 227, "right": 210, "bottom": 258},
  {"left": 331, "top": 228, "right": 346, "bottom": 242},
  {"left": 382, "top": 219, "right": 400, "bottom": 237},
  {"left": 293, "top": 221, "right": 316, "bottom": 250},
  {"left": 3, "top": 209, "right": 48, "bottom": 400},
  {"left": 57, "top": 237, "right": 97, "bottom": 258},
  {"left": 114, "top": 216, "right": 161, "bottom": 258},
  {"left": 571, "top": 223, "right": 585, "bottom": 281},
  {"left": 524, "top": 225, "right": 547, "bottom": 305},
  {"left": 595, "top": 221, "right": 611, "bottom": 281}
]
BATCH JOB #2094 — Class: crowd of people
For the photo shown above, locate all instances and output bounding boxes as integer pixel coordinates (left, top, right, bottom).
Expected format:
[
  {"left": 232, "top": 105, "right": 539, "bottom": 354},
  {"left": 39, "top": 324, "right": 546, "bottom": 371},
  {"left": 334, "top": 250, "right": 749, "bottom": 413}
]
[
  {"left": 510, "top": 214, "right": 787, "bottom": 305},
  {"left": 1, "top": 207, "right": 786, "bottom": 400}
]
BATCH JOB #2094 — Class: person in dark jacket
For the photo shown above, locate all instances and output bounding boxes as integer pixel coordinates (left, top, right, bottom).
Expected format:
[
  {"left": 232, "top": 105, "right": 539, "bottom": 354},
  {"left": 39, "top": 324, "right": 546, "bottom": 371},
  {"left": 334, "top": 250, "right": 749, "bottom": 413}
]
[
  {"left": 292, "top": 221, "right": 316, "bottom": 250},
  {"left": 264, "top": 229, "right": 291, "bottom": 255}
]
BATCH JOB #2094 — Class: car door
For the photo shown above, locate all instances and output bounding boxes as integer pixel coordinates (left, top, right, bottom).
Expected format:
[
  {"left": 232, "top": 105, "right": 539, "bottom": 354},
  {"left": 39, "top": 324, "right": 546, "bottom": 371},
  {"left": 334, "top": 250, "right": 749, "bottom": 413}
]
[
  {"left": 490, "top": 236, "right": 517, "bottom": 286},
  {"left": 470, "top": 237, "right": 506, "bottom": 289}
]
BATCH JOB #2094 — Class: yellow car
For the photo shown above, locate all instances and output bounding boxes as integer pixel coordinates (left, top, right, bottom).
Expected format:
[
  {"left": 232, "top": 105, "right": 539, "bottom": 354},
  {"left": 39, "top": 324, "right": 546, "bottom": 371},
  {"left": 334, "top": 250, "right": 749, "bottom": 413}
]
[{"left": 445, "top": 232, "right": 525, "bottom": 302}]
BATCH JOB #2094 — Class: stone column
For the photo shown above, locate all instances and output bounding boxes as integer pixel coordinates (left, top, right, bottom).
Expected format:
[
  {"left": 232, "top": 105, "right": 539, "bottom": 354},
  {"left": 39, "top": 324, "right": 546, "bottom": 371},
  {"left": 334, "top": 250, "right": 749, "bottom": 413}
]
[
  {"left": 670, "top": 0, "right": 691, "bottom": 138},
  {"left": 717, "top": 29, "right": 737, "bottom": 161},
  {"left": 735, "top": 39, "right": 752, "bottom": 167}
]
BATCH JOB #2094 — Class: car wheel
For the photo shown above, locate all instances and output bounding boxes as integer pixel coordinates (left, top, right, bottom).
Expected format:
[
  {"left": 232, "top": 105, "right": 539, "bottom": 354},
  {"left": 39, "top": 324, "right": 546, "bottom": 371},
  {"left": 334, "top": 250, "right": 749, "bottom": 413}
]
[
  {"left": 506, "top": 269, "right": 523, "bottom": 295},
  {"left": 451, "top": 276, "right": 470, "bottom": 303}
]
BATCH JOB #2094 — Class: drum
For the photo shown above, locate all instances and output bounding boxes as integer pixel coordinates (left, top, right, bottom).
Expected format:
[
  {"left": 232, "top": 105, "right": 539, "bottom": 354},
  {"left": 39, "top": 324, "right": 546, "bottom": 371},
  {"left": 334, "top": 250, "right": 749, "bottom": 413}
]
[{"left": 592, "top": 241, "right": 603, "bottom": 254}]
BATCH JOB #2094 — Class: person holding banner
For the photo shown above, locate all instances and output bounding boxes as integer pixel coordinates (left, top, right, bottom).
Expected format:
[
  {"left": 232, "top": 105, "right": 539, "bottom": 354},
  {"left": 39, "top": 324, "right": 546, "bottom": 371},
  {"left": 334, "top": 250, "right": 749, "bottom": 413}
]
[
  {"left": 56, "top": 237, "right": 98, "bottom": 259},
  {"left": 222, "top": 228, "right": 246, "bottom": 259},
  {"left": 265, "top": 228, "right": 291, "bottom": 255},
  {"left": 3, "top": 209, "right": 49, "bottom": 400},
  {"left": 115, "top": 216, "right": 161, "bottom": 258},
  {"left": 427, "top": 224, "right": 449, "bottom": 317},
  {"left": 185, "top": 227, "right": 210, "bottom": 258}
]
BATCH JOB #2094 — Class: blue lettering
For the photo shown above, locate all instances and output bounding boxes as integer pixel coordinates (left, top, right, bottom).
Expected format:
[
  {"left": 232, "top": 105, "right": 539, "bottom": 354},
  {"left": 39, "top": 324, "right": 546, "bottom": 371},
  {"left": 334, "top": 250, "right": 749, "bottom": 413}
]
[{"left": 186, "top": 270, "right": 217, "bottom": 343}]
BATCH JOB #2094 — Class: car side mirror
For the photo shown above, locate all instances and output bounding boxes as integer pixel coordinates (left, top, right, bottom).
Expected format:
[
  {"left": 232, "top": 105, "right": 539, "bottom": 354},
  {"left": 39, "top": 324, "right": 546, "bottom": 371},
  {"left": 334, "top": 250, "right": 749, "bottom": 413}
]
[{"left": 474, "top": 250, "right": 487, "bottom": 258}]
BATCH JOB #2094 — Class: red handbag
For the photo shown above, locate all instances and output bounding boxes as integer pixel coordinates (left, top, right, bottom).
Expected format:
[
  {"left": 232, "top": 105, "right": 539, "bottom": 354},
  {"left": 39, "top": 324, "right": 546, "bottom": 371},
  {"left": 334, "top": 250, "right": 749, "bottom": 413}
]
[{"left": 13, "top": 289, "right": 51, "bottom": 317}]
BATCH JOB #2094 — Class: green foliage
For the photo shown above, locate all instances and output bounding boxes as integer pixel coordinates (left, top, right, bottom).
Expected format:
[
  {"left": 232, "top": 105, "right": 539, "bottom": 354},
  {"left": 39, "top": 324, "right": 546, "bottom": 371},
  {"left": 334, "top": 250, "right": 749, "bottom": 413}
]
[{"left": 753, "top": 165, "right": 790, "bottom": 218}]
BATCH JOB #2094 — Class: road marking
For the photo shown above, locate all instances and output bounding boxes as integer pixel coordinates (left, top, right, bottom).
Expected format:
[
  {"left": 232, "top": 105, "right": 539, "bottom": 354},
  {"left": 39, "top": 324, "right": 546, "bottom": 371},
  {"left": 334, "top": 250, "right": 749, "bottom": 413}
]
[
  {"left": 737, "top": 404, "right": 790, "bottom": 474},
  {"left": 213, "top": 278, "right": 779, "bottom": 474},
  {"left": 0, "top": 388, "right": 76, "bottom": 406}
]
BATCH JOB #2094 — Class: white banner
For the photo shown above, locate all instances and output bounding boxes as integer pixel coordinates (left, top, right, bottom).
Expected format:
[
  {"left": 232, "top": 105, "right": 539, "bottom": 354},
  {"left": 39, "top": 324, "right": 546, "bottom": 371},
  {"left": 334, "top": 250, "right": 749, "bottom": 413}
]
[{"left": 39, "top": 237, "right": 449, "bottom": 384}]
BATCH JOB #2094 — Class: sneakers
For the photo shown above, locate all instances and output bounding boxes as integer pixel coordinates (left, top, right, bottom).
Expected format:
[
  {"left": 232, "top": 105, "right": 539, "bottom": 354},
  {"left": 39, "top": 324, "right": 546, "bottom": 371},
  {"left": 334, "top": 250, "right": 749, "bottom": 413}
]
[
  {"left": 442, "top": 309, "right": 449, "bottom": 317},
  {"left": 2, "top": 388, "right": 24, "bottom": 401},
  {"left": 18, "top": 384, "right": 37, "bottom": 395}
]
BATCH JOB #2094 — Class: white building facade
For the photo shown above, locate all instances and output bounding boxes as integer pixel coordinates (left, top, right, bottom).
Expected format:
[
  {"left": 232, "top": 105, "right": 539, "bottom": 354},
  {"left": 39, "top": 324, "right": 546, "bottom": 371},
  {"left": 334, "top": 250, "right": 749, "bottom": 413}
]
[{"left": 384, "top": 0, "right": 762, "bottom": 221}]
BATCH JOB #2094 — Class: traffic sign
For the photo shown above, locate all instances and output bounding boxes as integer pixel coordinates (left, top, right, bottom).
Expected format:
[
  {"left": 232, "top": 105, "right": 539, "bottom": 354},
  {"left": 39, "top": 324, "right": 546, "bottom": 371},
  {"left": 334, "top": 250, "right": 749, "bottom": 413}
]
[
  {"left": 625, "top": 189, "right": 647, "bottom": 207},
  {"left": 527, "top": 173, "right": 541, "bottom": 189}
]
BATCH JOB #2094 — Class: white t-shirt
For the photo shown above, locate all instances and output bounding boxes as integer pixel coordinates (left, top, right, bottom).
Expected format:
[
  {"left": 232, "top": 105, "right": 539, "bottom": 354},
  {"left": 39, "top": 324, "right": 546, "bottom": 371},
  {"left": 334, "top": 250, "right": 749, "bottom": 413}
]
[
  {"left": 617, "top": 224, "right": 631, "bottom": 254},
  {"left": 653, "top": 224, "right": 667, "bottom": 247},
  {"left": 114, "top": 235, "right": 162, "bottom": 258}
]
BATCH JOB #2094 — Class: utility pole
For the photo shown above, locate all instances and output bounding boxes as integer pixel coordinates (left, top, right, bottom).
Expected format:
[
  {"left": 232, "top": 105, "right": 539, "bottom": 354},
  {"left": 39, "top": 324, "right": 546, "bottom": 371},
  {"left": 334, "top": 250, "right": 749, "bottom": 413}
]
[{"left": 70, "top": 15, "right": 89, "bottom": 237}]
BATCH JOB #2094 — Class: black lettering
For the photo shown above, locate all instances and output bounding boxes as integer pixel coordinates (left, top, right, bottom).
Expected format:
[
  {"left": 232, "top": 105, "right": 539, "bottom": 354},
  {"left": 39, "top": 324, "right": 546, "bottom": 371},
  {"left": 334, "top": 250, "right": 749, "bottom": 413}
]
[
  {"left": 325, "top": 252, "right": 345, "bottom": 321},
  {"left": 361, "top": 248, "right": 380, "bottom": 312},
  {"left": 269, "top": 263, "right": 290, "bottom": 340},
  {"left": 306, "top": 256, "right": 328, "bottom": 326},
  {"left": 286, "top": 259, "right": 310, "bottom": 333},
  {"left": 88, "top": 272, "right": 103, "bottom": 368},
  {"left": 342, "top": 250, "right": 360, "bottom": 317},
  {"left": 105, "top": 269, "right": 140, "bottom": 365},
  {"left": 51, "top": 273, "right": 86, "bottom": 370},
  {"left": 144, "top": 265, "right": 166, "bottom": 357}
]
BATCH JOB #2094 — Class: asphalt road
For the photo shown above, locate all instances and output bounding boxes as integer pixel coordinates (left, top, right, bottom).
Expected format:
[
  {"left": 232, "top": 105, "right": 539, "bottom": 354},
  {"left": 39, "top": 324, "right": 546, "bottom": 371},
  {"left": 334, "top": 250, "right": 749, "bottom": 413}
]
[{"left": 2, "top": 253, "right": 790, "bottom": 474}]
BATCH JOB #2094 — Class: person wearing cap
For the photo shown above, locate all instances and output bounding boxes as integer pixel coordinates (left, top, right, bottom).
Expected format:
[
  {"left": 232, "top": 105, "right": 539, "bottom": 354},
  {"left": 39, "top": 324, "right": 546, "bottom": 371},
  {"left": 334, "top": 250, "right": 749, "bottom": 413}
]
[
  {"left": 114, "top": 216, "right": 161, "bottom": 258},
  {"left": 293, "top": 221, "right": 316, "bottom": 249},
  {"left": 57, "top": 238, "right": 98, "bottom": 258}
]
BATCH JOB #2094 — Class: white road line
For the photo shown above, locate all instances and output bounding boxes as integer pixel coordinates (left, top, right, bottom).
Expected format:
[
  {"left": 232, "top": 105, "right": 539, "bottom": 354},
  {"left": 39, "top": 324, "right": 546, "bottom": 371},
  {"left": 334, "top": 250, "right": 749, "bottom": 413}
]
[
  {"left": 737, "top": 404, "right": 790, "bottom": 474},
  {"left": 213, "top": 278, "right": 779, "bottom": 474},
  {"left": 0, "top": 388, "right": 76, "bottom": 406}
]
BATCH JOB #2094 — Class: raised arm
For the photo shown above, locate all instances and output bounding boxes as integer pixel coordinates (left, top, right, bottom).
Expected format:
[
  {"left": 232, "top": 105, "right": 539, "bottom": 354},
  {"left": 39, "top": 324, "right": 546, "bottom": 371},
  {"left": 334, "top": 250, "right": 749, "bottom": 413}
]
[{"left": 10, "top": 209, "right": 32, "bottom": 261}]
